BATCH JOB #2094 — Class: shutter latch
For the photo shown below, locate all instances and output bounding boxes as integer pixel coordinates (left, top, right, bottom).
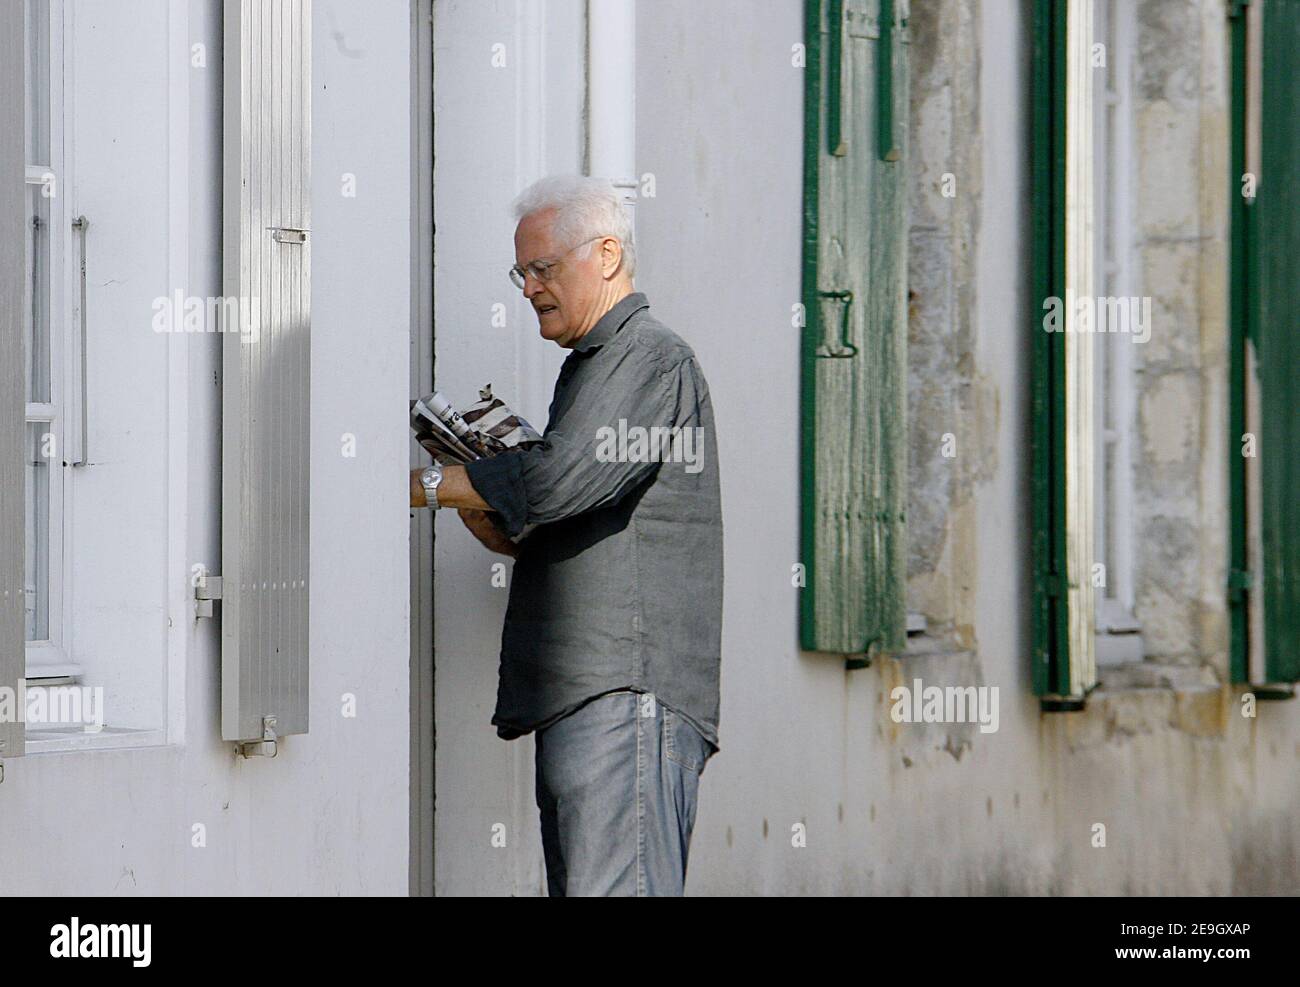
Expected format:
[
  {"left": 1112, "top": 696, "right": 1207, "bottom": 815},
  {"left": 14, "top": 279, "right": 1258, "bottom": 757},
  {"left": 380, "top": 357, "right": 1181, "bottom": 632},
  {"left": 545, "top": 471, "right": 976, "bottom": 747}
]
[
  {"left": 236, "top": 716, "right": 279, "bottom": 759},
  {"left": 195, "top": 572, "right": 223, "bottom": 618},
  {"left": 268, "top": 227, "right": 309, "bottom": 244},
  {"left": 815, "top": 289, "right": 858, "bottom": 358}
]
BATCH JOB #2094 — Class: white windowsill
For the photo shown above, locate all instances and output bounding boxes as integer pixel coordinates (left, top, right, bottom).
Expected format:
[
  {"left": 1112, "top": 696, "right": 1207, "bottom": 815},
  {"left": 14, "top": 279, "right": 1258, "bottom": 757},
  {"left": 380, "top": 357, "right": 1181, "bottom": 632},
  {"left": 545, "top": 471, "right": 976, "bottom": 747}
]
[
  {"left": 23, "top": 725, "right": 167, "bottom": 755},
  {"left": 17, "top": 679, "right": 169, "bottom": 753},
  {"left": 1096, "top": 630, "right": 1145, "bottom": 665},
  {"left": 1093, "top": 660, "right": 1218, "bottom": 693}
]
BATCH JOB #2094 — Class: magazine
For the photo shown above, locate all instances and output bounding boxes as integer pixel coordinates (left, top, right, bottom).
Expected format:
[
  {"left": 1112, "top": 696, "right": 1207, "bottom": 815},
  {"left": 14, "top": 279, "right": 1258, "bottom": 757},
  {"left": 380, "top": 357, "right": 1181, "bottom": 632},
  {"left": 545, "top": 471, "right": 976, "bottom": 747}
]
[{"left": 410, "top": 385, "right": 543, "bottom": 542}]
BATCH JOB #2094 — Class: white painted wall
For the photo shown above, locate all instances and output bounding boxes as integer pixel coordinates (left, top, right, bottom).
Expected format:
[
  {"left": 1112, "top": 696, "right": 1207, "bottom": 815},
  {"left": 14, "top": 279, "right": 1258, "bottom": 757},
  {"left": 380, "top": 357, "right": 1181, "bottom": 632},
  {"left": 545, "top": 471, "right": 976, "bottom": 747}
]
[
  {"left": 65, "top": 0, "right": 173, "bottom": 733},
  {"left": 431, "top": 0, "right": 818, "bottom": 895},
  {"left": 0, "top": 0, "right": 410, "bottom": 895},
  {"left": 431, "top": 0, "right": 585, "bottom": 895},
  {"left": 632, "top": 0, "right": 867, "bottom": 895}
]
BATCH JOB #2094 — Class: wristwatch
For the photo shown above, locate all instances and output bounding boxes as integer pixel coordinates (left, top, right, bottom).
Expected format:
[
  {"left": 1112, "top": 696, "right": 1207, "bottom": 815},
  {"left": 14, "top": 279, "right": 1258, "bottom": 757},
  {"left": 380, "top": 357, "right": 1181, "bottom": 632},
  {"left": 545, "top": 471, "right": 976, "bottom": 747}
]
[{"left": 420, "top": 464, "right": 444, "bottom": 510}]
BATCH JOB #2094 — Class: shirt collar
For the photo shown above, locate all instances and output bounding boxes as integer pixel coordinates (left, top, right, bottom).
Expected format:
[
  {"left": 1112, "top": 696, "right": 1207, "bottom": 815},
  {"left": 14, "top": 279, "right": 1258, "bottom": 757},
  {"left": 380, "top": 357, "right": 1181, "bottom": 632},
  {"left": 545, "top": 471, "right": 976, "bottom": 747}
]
[{"left": 571, "top": 292, "right": 649, "bottom": 353}]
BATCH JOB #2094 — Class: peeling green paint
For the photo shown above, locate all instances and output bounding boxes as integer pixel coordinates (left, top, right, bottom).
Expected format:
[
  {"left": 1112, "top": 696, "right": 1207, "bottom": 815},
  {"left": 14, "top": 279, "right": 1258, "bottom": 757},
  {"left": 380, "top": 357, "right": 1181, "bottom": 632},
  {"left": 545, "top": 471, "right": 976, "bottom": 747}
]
[{"left": 800, "top": 0, "right": 908, "bottom": 658}]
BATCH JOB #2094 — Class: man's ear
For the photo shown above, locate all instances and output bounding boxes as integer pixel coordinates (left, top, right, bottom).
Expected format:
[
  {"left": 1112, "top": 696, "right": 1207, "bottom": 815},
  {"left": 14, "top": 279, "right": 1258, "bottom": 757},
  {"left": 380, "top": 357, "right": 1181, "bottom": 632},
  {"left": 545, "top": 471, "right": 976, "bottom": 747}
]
[{"left": 600, "top": 236, "right": 623, "bottom": 280}]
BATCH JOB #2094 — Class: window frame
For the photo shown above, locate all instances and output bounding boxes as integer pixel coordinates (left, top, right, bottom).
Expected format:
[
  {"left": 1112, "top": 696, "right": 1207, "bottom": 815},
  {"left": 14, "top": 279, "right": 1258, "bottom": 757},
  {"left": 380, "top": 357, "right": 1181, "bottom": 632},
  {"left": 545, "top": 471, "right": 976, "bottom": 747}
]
[
  {"left": 1090, "top": 0, "right": 1143, "bottom": 664},
  {"left": 23, "top": 0, "right": 77, "bottom": 680}
]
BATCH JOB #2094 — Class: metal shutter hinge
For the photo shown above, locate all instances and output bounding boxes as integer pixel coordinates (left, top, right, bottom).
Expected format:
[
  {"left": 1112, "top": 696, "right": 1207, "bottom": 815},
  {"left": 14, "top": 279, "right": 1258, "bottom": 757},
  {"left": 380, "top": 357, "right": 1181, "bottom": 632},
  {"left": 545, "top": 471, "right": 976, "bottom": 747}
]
[
  {"left": 195, "top": 573, "right": 223, "bottom": 618},
  {"left": 236, "top": 716, "right": 278, "bottom": 759}
]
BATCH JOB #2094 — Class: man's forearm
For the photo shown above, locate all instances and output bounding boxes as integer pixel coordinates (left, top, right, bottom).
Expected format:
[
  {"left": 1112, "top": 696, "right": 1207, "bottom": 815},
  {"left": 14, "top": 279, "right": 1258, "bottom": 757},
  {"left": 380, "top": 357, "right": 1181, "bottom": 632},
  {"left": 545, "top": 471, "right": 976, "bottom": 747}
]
[
  {"left": 410, "top": 464, "right": 492, "bottom": 510},
  {"left": 439, "top": 465, "right": 493, "bottom": 509}
]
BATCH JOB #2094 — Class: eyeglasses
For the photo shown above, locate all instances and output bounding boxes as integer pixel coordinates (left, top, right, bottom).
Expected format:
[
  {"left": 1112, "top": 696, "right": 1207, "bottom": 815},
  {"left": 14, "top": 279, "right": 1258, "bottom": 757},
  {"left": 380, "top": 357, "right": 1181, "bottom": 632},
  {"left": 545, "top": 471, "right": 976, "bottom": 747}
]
[{"left": 509, "top": 236, "right": 604, "bottom": 290}]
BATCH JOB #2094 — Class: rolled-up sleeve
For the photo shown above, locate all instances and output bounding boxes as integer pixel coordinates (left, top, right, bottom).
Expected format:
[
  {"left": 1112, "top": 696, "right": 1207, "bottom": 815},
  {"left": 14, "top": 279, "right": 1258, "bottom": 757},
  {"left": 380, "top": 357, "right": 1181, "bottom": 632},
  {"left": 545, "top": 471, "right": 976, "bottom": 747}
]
[
  {"left": 464, "top": 347, "right": 700, "bottom": 537},
  {"left": 463, "top": 449, "right": 530, "bottom": 535}
]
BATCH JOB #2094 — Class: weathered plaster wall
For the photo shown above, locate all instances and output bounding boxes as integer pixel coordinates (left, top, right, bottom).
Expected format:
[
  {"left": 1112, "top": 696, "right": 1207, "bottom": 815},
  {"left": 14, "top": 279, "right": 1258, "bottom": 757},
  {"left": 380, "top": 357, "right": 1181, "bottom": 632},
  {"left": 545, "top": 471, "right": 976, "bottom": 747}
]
[
  {"left": 1132, "top": 0, "right": 1231, "bottom": 672},
  {"left": 906, "top": 0, "right": 995, "bottom": 654}
]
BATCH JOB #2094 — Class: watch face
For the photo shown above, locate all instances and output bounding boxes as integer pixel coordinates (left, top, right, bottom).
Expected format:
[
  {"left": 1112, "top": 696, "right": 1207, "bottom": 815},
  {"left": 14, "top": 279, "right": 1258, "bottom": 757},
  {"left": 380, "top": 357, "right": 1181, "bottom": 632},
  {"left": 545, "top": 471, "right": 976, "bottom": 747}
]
[{"left": 421, "top": 466, "right": 441, "bottom": 488}]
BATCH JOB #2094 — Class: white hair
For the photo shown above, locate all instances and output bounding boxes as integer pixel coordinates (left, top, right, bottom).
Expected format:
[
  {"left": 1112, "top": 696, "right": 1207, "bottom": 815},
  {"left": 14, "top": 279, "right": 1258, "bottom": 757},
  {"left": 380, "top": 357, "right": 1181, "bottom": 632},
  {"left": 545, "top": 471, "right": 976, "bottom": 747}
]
[{"left": 512, "top": 175, "right": 636, "bottom": 278}]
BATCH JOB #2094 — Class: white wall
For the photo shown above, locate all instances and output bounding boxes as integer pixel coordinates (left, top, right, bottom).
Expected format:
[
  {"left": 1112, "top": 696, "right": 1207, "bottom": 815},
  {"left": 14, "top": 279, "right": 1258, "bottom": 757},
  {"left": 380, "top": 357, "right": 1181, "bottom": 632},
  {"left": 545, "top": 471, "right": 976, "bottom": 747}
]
[
  {"left": 632, "top": 0, "right": 812, "bottom": 893},
  {"left": 431, "top": 0, "right": 585, "bottom": 895},
  {"left": 430, "top": 0, "right": 815, "bottom": 896},
  {"left": 66, "top": 0, "right": 173, "bottom": 732},
  {"left": 0, "top": 0, "right": 411, "bottom": 895}
]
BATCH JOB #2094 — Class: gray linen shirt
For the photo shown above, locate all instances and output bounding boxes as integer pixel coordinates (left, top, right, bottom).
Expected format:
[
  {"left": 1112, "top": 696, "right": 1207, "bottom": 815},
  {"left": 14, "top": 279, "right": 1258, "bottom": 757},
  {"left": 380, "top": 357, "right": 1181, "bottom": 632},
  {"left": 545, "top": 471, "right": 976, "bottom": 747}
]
[{"left": 464, "top": 292, "right": 723, "bottom": 752}]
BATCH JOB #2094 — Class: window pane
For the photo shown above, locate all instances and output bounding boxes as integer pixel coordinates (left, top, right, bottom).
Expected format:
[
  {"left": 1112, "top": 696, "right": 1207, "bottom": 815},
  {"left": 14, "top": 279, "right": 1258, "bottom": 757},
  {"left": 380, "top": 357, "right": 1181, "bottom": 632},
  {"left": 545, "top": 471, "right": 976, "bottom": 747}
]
[
  {"left": 27, "top": 185, "right": 51, "bottom": 404},
  {"left": 25, "top": 421, "right": 51, "bottom": 642},
  {"left": 25, "top": 0, "right": 50, "bottom": 167}
]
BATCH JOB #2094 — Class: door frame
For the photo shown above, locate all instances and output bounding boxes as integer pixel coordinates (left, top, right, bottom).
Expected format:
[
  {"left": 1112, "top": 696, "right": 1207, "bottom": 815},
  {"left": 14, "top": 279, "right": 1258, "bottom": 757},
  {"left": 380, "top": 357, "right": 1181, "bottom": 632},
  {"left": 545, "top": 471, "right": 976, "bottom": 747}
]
[{"left": 409, "top": 0, "right": 436, "bottom": 896}]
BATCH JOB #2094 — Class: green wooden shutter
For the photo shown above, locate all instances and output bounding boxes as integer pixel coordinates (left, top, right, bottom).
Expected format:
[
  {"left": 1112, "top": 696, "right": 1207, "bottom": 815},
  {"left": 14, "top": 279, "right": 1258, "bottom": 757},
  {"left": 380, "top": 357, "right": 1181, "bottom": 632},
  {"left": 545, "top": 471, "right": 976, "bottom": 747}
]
[
  {"left": 1227, "top": 0, "right": 1250, "bottom": 684},
  {"left": 1030, "top": 0, "right": 1097, "bottom": 706},
  {"left": 799, "top": 0, "right": 909, "bottom": 660},
  {"left": 1256, "top": 0, "right": 1300, "bottom": 684},
  {"left": 1231, "top": 0, "right": 1300, "bottom": 687},
  {"left": 1031, "top": 0, "right": 1069, "bottom": 700}
]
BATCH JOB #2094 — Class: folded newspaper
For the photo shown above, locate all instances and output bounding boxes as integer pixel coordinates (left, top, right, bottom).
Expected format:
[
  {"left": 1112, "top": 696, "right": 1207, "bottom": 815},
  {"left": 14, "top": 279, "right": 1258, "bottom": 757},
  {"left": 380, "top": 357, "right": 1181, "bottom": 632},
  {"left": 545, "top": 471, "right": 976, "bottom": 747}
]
[{"left": 410, "top": 385, "right": 544, "bottom": 542}]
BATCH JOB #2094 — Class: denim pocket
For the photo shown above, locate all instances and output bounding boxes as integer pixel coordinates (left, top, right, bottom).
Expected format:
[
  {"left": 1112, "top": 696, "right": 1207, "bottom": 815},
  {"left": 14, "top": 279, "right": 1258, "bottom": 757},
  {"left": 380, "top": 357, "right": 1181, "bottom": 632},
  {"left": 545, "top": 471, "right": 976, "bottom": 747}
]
[{"left": 662, "top": 706, "right": 705, "bottom": 773}]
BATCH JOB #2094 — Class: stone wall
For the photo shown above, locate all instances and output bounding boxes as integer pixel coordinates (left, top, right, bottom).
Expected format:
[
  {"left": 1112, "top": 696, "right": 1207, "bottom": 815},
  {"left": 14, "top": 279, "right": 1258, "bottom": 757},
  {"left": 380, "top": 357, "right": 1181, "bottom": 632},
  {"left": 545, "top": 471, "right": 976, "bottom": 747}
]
[
  {"left": 905, "top": 0, "right": 996, "bottom": 654},
  {"left": 1131, "top": 0, "right": 1229, "bottom": 677}
]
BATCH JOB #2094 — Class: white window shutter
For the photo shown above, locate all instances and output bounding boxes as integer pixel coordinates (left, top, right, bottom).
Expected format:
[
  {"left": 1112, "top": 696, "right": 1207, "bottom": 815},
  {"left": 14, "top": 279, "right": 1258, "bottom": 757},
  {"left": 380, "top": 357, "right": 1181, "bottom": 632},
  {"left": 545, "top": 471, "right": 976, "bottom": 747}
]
[
  {"left": 0, "top": 0, "right": 27, "bottom": 773},
  {"left": 221, "top": 0, "right": 312, "bottom": 753}
]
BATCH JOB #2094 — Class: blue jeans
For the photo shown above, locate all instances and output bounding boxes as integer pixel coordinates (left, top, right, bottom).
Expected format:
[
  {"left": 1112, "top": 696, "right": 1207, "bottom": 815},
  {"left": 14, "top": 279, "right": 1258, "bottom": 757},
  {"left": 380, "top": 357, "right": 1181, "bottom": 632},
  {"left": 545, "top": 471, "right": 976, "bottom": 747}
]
[{"left": 534, "top": 689, "right": 714, "bottom": 896}]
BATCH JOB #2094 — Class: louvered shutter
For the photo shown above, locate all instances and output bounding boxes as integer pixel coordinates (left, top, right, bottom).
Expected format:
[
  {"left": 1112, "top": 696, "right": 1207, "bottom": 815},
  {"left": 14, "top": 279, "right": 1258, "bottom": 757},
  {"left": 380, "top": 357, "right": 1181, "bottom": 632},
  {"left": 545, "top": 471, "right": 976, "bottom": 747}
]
[
  {"left": 221, "top": 0, "right": 312, "bottom": 750},
  {"left": 0, "top": 0, "right": 27, "bottom": 772},
  {"left": 1254, "top": 0, "right": 1300, "bottom": 684},
  {"left": 799, "top": 0, "right": 910, "bottom": 659},
  {"left": 1030, "top": 0, "right": 1096, "bottom": 705}
]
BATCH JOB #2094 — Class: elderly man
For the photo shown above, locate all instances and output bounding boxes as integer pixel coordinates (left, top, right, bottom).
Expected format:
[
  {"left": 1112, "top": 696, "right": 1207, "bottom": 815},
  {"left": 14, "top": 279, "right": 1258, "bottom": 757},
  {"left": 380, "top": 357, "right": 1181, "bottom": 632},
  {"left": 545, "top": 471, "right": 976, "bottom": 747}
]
[{"left": 409, "top": 175, "right": 723, "bottom": 896}]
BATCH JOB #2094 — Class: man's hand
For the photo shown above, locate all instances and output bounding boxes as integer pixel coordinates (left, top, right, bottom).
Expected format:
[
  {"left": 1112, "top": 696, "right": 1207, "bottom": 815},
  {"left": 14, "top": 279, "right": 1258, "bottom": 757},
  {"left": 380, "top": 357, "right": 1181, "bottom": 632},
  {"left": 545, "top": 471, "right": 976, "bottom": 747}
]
[
  {"left": 459, "top": 508, "right": 519, "bottom": 558},
  {"left": 410, "top": 467, "right": 428, "bottom": 508}
]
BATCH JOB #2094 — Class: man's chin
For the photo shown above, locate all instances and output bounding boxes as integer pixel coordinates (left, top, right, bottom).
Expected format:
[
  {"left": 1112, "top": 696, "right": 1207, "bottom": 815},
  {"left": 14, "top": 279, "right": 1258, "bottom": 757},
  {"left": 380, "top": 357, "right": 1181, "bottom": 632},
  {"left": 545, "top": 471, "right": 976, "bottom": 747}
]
[{"left": 537, "top": 319, "right": 568, "bottom": 343}]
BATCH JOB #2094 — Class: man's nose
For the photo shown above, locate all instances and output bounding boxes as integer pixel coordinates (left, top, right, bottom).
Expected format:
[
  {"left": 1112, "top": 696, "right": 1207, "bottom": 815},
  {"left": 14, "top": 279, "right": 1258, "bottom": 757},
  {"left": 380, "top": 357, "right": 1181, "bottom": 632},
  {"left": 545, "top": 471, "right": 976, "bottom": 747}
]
[{"left": 523, "top": 273, "right": 545, "bottom": 298}]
